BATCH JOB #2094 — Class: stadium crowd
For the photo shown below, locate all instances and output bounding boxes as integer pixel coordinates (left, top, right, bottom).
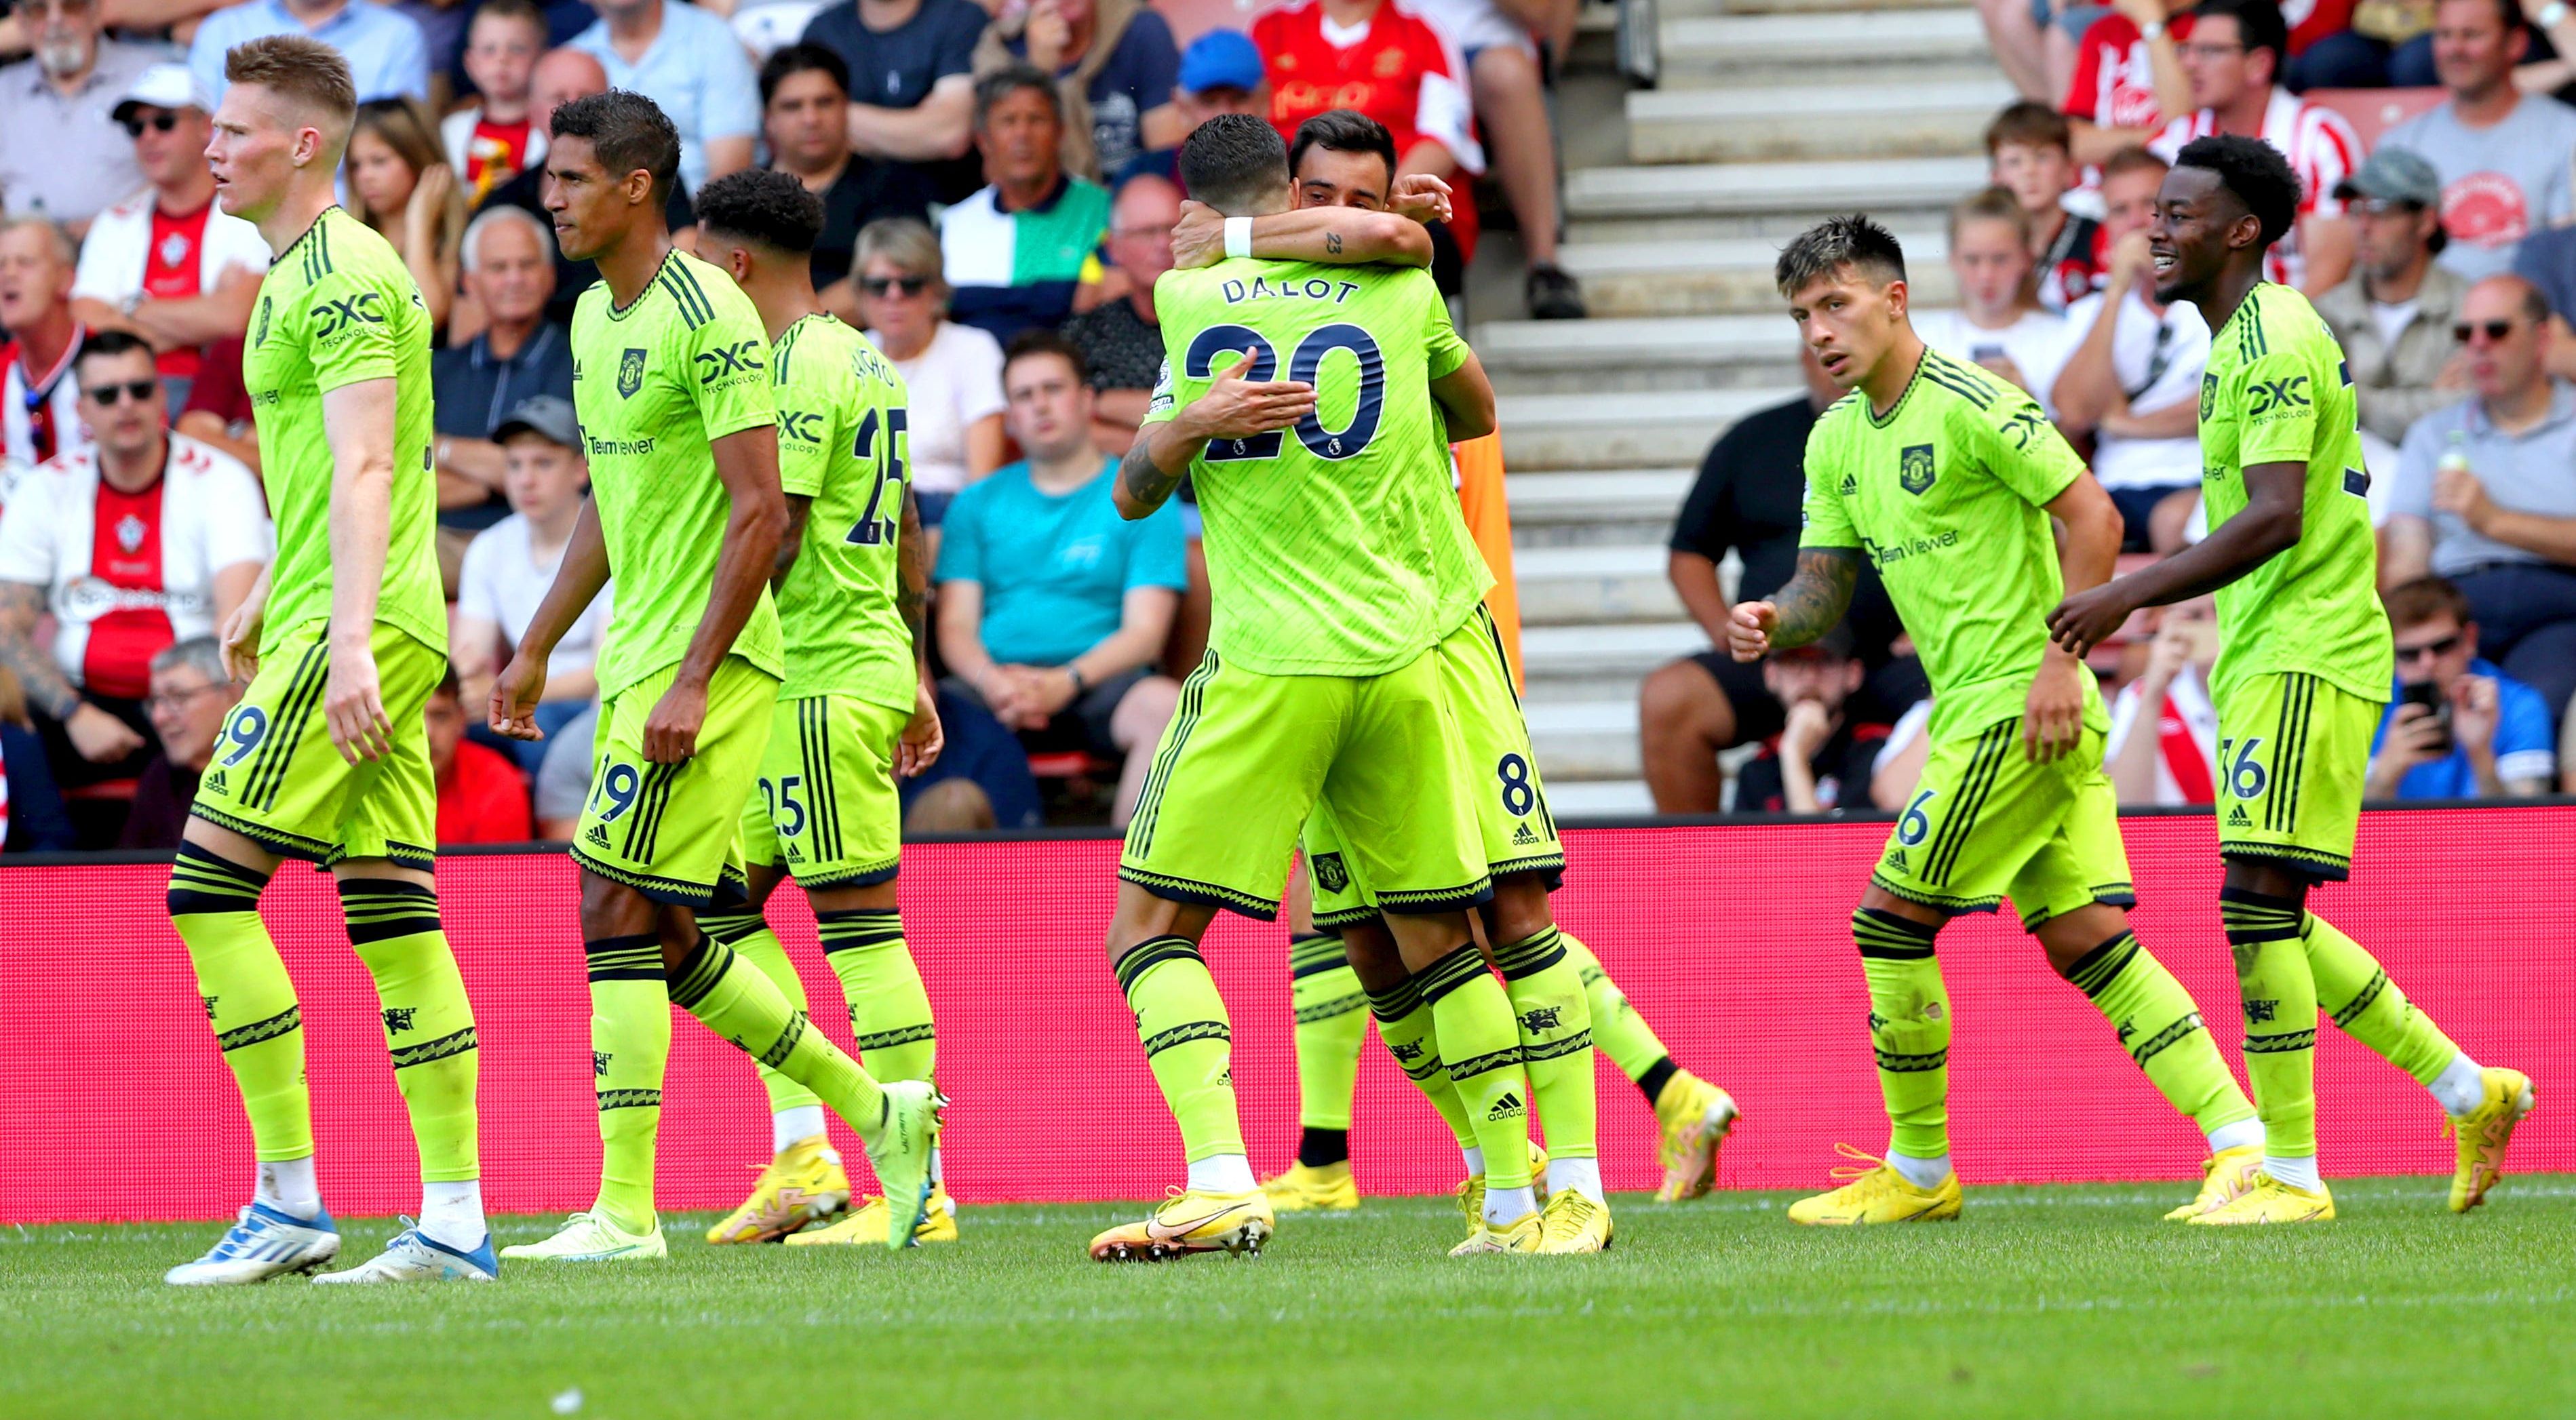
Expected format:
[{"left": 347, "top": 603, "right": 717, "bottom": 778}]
[{"left": 1644, "top": 0, "right": 2576, "bottom": 813}]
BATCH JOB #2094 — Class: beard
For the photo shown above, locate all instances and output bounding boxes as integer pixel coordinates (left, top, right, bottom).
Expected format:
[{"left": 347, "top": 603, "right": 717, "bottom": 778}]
[{"left": 37, "top": 35, "right": 89, "bottom": 78}]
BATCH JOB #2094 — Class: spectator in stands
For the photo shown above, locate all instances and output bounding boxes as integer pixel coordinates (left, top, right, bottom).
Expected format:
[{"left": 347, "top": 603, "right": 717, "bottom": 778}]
[
  {"left": 1445, "top": 0, "right": 1588, "bottom": 317},
  {"left": 176, "top": 336, "right": 260, "bottom": 475},
  {"left": 0, "top": 332, "right": 268, "bottom": 846},
  {"left": 189, "top": 0, "right": 431, "bottom": 106},
  {"left": 571, "top": 0, "right": 760, "bottom": 196},
  {"left": 1063, "top": 170, "right": 1175, "bottom": 454},
  {"left": 762, "top": 43, "right": 937, "bottom": 318},
  {"left": 2318, "top": 147, "right": 2470, "bottom": 464},
  {"left": 119, "top": 635, "right": 241, "bottom": 849},
  {"left": 2509, "top": 220, "right": 2576, "bottom": 378},
  {"left": 433, "top": 208, "right": 572, "bottom": 570},
  {"left": 1638, "top": 345, "right": 1915, "bottom": 814},
  {"left": 2370, "top": 575, "right": 2558, "bottom": 796},
  {"left": 0, "top": 218, "right": 92, "bottom": 477},
  {"left": 427, "top": 668, "right": 533, "bottom": 842},
  {"left": 2063, "top": 0, "right": 2196, "bottom": 166},
  {"left": 443, "top": 0, "right": 549, "bottom": 204},
  {"left": 933, "top": 331, "right": 1184, "bottom": 825},
  {"left": 454, "top": 395, "right": 604, "bottom": 776},
  {"left": 941, "top": 67, "right": 1110, "bottom": 341},
  {"left": 0, "top": 665, "right": 77, "bottom": 850},
  {"left": 70, "top": 64, "right": 269, "bottom": 412},
  {"left": 798, "top": 0, "right": 987, "bottom": 200},
  {"left": 0, "top": 0, "right": 159, "bottom": 231},
  {"left": 1986, "top": 101, "right": 2105, "bottom": 313},
  {"left": 2105, "top": 597, "right": 2222, "bottom": 804},
  {"left": 977, "top": 0, "right": 1182, "bottom": 184},
  {"left": 2052, "top": 146, "right": 2213, "bottom": 552},
  {"left": 2385, "top": 273, "right": 2576, "bottom": 722},
  {"left": 1172, "top": 28, "right": 1266, "bottom": 129},
  {"left": 1728, "top": 625, "right": 1893, "bottom": 815},
  {"left": 2149, "top": 0, "right": 2360, "bottom": 292},
  {"left": 2298, "top": 0, "right": 2444, "bottom": 90},
  {"left": 1914, "top": 187, "right": 2074, "bottom": 414},
  {"left": 2381, "top": 0, "right": 2576, "bottom": 281},
  {"left": 346, "top": 98, "right": 467, "bottom": 332},
  {"left": 858, "top": 216, "right": 1007, "bottom": 528}
]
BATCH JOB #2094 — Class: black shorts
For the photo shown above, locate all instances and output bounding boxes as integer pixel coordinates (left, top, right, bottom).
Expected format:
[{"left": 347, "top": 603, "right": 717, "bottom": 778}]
[
  {"left": 1685, "top": 651, "right": 1928, "bottom": 745},
  {"left": 2105, "top": 483, "right": 2195, "bottom": 552},
  {"left": 942, "top": 667, "right": 1151, "bottom": 760}
]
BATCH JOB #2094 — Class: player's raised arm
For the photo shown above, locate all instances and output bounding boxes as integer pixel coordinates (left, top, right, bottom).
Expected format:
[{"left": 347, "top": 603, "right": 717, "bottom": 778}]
[
  {"left": 1116, "top": 354, "right": 1317, "bottom": 519},
  {"left": 319, "top": 375, "right": 399, "bottom": 764},
  {"left": 2048, "top": 458, "right": 2305, "bottom": 657},
  {"left": 1169, "top": 199, "right": 1437, "bottom": 270},
  {"left": 490, "top": 494, "right": 610, "bottom": 740}
]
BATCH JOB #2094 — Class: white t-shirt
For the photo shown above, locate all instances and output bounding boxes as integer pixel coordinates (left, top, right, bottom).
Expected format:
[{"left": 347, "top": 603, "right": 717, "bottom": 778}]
[
  {"left": 71, "top": 188, "right": 271, "bottom": 308},
  {"left": 455, "top": 513, "right": 611, "bottom": 682},
  {"left": 1912, "top": 308, "right": 2073, "bottom": 418},
  {"left": 2054, "top": 288, "right": 2210, "bottom": 490},
  {"left": 2368, "top": 298, "right": 2419, "bottom": 348},
  {"left": 872, "top": 319, "right": 1007, "bottom": 497},
  {"left": 2105, "top": 662, "right": 2219, "bottom": 806}
]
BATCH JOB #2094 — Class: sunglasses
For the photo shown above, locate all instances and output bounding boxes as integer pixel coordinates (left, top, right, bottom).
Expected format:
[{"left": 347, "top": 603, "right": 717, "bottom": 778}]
[
  {"left": 860, "top": 275, "right": 931, "bottom": 298},
  {"left": 2396, "top": 632, "right": 2463, "bottom": 663},
  {"left": 120, "top": 112, "right": 181, "bottom": 138},
  {"left": 82, "top": 379, "right": 159, "bottom": 405},
  {"left": 2453, "top": 319, "right": 2522, "bottom": 344}
]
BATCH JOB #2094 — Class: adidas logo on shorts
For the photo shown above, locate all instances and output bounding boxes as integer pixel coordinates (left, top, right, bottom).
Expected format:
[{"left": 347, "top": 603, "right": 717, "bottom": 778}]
[
  {"left": 1888, "top": 849, "right": 1909, "bottom": 871},
  {"left": 1512, "top": 823, "right": 1539, "bottom": 846},
  {"left": 204, "top": 770, "right": 227, "bottom": 795},
  {"left": 585, "top": 823, "right": 612, "bottom": 848},
  {"left": 1486, "top": 1090, "right": 1525, "bottom": 1122},
  {"left": 2228, "top": 804, "right": 2252, "bottom": 827}
]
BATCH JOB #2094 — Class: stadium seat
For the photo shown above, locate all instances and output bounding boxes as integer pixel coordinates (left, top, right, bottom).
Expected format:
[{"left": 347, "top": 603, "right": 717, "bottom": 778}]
[{"left": 2301, "top": 88, "right": 2446, "bottom": 151}]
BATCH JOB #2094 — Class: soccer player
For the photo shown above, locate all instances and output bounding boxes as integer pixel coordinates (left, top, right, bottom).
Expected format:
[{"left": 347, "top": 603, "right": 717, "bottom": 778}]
[
  {"left": 162, "top": 35, "right": 490, "bottom": 1286},
  {"left": 2046, "top": 136, "right": 2535, "bottom": 1223},
  {"left": 686, "top": 167, "right": 954, "bottom": 1249},
  {"left": 489, "top": 92, "right": 937, "bottom": 1262},
  {"left": 1731, "top": 214, "right": 2265, "bottom": 1225},
  {"left": 1088, "top": 113, "right": 1528, "bottom": 1261}
]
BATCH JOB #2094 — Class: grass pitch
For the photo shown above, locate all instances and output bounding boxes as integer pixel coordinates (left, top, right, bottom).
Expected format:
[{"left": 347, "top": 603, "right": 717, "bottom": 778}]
[{"left": 7, "top": 1177, "right": 2573, "bottom": 1420}]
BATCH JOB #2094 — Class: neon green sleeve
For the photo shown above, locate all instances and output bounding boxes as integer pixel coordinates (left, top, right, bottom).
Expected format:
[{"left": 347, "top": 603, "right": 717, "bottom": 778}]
[
  {"left": 1799, "top": 421, "right": 1862, "bottom": 551},
  {"left": 1980, "top": 394, "right": 2086, "bottom": 508},
  {"left": 303, "top": 264, "right": 408, "bottom": 393},
  {"left": 683, "top": 300, "right": 775, "bottom": 443},
  {"left": 2232, "top": 349, "right": 2324, "bottom": 468}
]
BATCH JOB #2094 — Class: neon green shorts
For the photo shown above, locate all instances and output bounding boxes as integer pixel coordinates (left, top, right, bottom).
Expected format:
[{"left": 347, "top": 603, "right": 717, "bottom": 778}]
[
  {"left": 1875, "top": 719, "right": 2135, "bottom": 929},
  {"left": 1120, "top": 644, "right": 1489, "bottom": 922},
  {"left": 738, "top": 692, "right": 907, "bottom": 889},
  {"left": 571, "top": 654, "right": 778, "bottom": 905},
  {"left": 191, "top": 618, "right": 442, "bottom": 871},
  {"left": 1304, "top": 607, "right": 1561, "bottom": 930},
  {"left": 2214, "top": 671, "right": 2379, "bottom": 882}
]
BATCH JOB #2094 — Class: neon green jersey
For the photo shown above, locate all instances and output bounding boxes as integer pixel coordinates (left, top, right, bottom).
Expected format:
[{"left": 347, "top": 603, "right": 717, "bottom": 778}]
[
  {"left": 242, "top": 206, "right": 444, "bottom": 657},
  {"left": 1801, "top": 346, "right": 2106, "bottom": 743},
  {"left": 770, "top": 313, "right": 916, "bottom": 709},
  {"left": 2196, "top": 282, "right": 2393, "bottom": 707},
  {"left": 570, "top": 249, "right": 785, "bottom": 700},
  {"left": 1141, "top": 259, "right": 1489, "bottom": 676}
]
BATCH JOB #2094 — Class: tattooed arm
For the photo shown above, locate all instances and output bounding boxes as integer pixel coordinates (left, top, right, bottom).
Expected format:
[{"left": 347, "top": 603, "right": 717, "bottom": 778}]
[
  {"left": 1168, "top": 200, "right": 1437, "bottom": 271},
  {"left": 0, "top": 581, "right": 75, "bottom": 720},
  {"left": 1725, "top": 548, "right": 1862, "bottom": 661},
  {"left": 1114, "top": 356, "right": 1319, "bottom": 521}
]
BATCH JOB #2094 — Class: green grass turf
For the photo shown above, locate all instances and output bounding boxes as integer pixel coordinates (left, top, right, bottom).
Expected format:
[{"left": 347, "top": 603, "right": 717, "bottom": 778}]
[{"left": 5, "top": 1177, "right": 2573, "bottom": 1419}]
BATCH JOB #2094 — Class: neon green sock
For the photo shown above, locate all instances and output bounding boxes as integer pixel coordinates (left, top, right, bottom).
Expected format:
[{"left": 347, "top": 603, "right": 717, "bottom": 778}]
[
  {"left": 1854, "top": 908, "right": 1951, "bottom": 1160},
  {"left": 338, "top": 879, "right": 480, "bottom": 1183},
  {"left": 818, "top": 907, "right": 938, "bottom": 1086},
  {"left": 1367, "top": 974, "right": 1475, "bottom": 1150},
  {"left": 1417, "top": 943, "right": 1531, "bottom": 1189},
  {"left": 2063, "top": 928, "right": 2256, "bottom": 1137},
  {"left": 1557, "top": 931, "right": 1670, "bottom": 1084},
  {"left": 1493, "top": 926, "right": 1596, "bottom": 1162},
  {"left": 1116, "top": 937, "right": 1243, "bottom": 1164},
  {"left": 2305, "top": 913, "right": 2459, "bottom": 1086},
  {"left": 1289, "top": 934, "right": 1366, "bottom": 1132},
  {"left": 169, "top": 844, "right": 309, "bottom": 1163},
  {"left": 583, "top": 932, "right": 669, "bottom": 1234},
  {"left": 671, "top": 934, "right": 886, "bottom": 1143},
  {"left": 2221, "top": 888, "right": 2320, "bottom": 1158},
  {"left": 699, "top": 905, "right": 822, "bottom": 1115}
]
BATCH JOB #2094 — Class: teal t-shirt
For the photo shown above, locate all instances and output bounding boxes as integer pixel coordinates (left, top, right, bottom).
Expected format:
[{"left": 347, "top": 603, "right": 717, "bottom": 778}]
[{"left": 933, "top": 457, "right": 1188, "bottom": 667}]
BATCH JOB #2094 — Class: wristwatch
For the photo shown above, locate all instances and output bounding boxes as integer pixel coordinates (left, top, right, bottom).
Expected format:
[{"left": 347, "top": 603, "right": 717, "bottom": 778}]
[
  {"left": 2541, "top": 1, "right": 2569, "bottom": 30},
  {"left": 1066, "top": 664, "right": 1089, "bottom": 694},
  {"left": 2139, "top": 18, "right": 2165, "bottom": 39}
]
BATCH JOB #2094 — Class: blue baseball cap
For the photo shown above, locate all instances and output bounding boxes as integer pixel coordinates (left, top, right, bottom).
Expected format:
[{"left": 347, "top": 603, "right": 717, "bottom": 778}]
[{"left": 1179, "top": 29, "right": 1265, "bottom": 96}]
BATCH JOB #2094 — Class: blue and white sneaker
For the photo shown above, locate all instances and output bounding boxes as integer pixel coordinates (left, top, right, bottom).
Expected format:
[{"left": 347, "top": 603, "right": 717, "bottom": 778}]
[
  {"left": 164, "top": 1201, "right": 342, "bottom": 1286},
  {"left": 313, "top": 1220, "right": 499, "bottom": 1283}
]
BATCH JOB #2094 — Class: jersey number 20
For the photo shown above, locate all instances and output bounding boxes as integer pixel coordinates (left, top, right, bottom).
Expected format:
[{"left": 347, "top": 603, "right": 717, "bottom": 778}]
[{"left": 1184, "top": 322, "right": 1385, "bottom": 462}]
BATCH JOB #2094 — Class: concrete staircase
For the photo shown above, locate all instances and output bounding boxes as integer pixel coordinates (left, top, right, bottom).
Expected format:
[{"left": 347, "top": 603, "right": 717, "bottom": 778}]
[{"left": 1490, "top": 0, "right": 2001, "bottom": 814}]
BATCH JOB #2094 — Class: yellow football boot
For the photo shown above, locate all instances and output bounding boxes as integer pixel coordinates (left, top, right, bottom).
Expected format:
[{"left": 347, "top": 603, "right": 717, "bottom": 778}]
[
  {"left": 2187, "top": 1172, "right": 2335, "bottom": 1225},
  {"left": 1088, "top": 1188, "right": 1274, "bottom": 1262},
  {"left": 1786, "top": 1144, "right": 1962, "bottom": 1225},
  {"left": 705, "top": 1136, "right": 849, "bottom": 1244},
  {"left": 1652, "top": 1071, "right": 1740, "bottom": 1202},
  {"left": 1450, "top": 1140, "right": 1550, "bottom": 1251},
  {"left": 1261, "top": 1160, "right": 1359, "bottom": 1211},
  {"left": 1535, "top": 1189, "right": 1613, "bottom": 1254},
  {"left": 2163, "top": 1143, "right": 2265, "bottom": 1221},
  {"left": 785, "top": 1188, "right": 958, "bottom": 1246},
  {"left": 1448, "top": 1209, "right": 1543, "bottom": 1255},
  {"left": 2447, "top": 1067, "right": 2535, "bottom": 1214}
]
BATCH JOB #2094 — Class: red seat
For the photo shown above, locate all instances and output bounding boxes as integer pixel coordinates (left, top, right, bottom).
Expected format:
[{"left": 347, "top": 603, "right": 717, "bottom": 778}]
[
  {"left": 2301, "top": 87, "right": 2445, "bottom": 151},
  {"left": 1026, "top": 750, "right": 1114, "bottom": 780}
]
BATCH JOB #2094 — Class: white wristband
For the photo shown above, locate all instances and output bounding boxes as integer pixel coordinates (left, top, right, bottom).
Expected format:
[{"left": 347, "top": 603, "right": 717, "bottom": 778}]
[{"left": 1223, "top": 216, "right": 1253, "bottom": 260}]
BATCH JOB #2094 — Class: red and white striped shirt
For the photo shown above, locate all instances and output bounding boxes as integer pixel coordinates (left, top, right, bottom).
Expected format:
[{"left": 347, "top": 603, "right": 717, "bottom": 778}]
[
  {"left": 1, "top": 326, "right": 90, "bottom": 477},
  {"left": 2150, "top": 88, "right": 2360, "bottom": 288}
]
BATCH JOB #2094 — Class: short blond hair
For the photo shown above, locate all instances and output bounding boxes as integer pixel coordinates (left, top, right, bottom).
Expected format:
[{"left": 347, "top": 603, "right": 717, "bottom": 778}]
[{"left": 225, "top": 35, "right": 357, "bottom": 153}]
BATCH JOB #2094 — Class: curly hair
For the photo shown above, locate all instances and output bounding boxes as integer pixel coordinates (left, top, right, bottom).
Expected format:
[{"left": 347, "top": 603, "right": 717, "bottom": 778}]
[
  {"left": 2174, "top": 133, "right": 2302, "bottom": 250},
  {"left": 696, "top": 168, "right": 825, "bottom": 255},
  {"left": 1774, "top": 213, "right": 1907, "bottom": 296}
]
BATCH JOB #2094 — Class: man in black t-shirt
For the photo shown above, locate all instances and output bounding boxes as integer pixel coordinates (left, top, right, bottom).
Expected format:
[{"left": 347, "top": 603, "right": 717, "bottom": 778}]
[
  {"left": 761, "top": 43, "right": 937, "bottom": 307},
  {"left": 800, "top": 0, "right": 990, "bottom": 203},
  {"left": 1728, "top": 625, "right": 1893, "bottom": 815},
  {"left": 1062, "top": 169, "right": 1173, "bottom": 453}
]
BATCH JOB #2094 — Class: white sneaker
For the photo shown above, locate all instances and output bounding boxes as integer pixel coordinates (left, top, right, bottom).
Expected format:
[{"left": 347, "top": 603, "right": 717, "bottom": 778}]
[
  {"left": 498, "top": 1210, "right": 667, "bottom": 1263},
  {"left": 314, "top": 1221, "right": 499, "bottom": 1283},
  {"left": 165, "top": 1201, "right": 342, "bottom": 1286}
]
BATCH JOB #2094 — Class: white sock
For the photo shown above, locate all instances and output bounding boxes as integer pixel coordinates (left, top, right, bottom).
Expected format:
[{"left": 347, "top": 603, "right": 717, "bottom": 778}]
[
  {"left": 2206, "top": 1118, "right": 2265, "bottom": 1156},
  {"left": 928, "top": 1145, "right": 944, "bottom": 1188},
  {"left": 1886, "top": 1151, "right": 1951, "bottom": 1191},
  {"left": 1460, "top": 1144, "right": 1485, "bottom": 1177},
  {"left": 418, "top": 1180, "right": 486, "bottom": 1250},
  {"left": 2264, "top": 1154, "right": 2323, "bottom": 1191},
  {"left": 1483, "top": 1184, "right": 1538, "bottom": 1226},
  {"left": 1186, "top": 1153, "right": 1256, "bottom": 1194},
  {"left": 773, "top": 1105, "right": 830, "bottom": 1156},
  {"left": 256, "top": 1156, "right": 321, "bottom": 1219},
  {"left": 2428, "top": 1052, "right": 2487, "bottom": 1118},
  {"left": 1548, "top": 1156, "right": 1605, "bottom": 1205}
]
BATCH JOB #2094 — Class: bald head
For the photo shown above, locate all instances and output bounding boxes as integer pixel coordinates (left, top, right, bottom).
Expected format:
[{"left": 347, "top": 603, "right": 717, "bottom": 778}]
[{"left": 530, "top": 47, "right": 608, "bottom": 131}]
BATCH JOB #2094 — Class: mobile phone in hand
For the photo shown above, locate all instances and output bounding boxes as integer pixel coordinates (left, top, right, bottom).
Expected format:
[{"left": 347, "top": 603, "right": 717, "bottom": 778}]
[{"left": 2399, "top": 679, "right": 2453, "bottom": 755}]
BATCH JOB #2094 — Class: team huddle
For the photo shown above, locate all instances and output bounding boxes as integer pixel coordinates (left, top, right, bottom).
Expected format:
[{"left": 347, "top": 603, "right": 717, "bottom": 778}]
[{"left": 157, "top": 35, "right": 2531, "bottom": 1286}]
